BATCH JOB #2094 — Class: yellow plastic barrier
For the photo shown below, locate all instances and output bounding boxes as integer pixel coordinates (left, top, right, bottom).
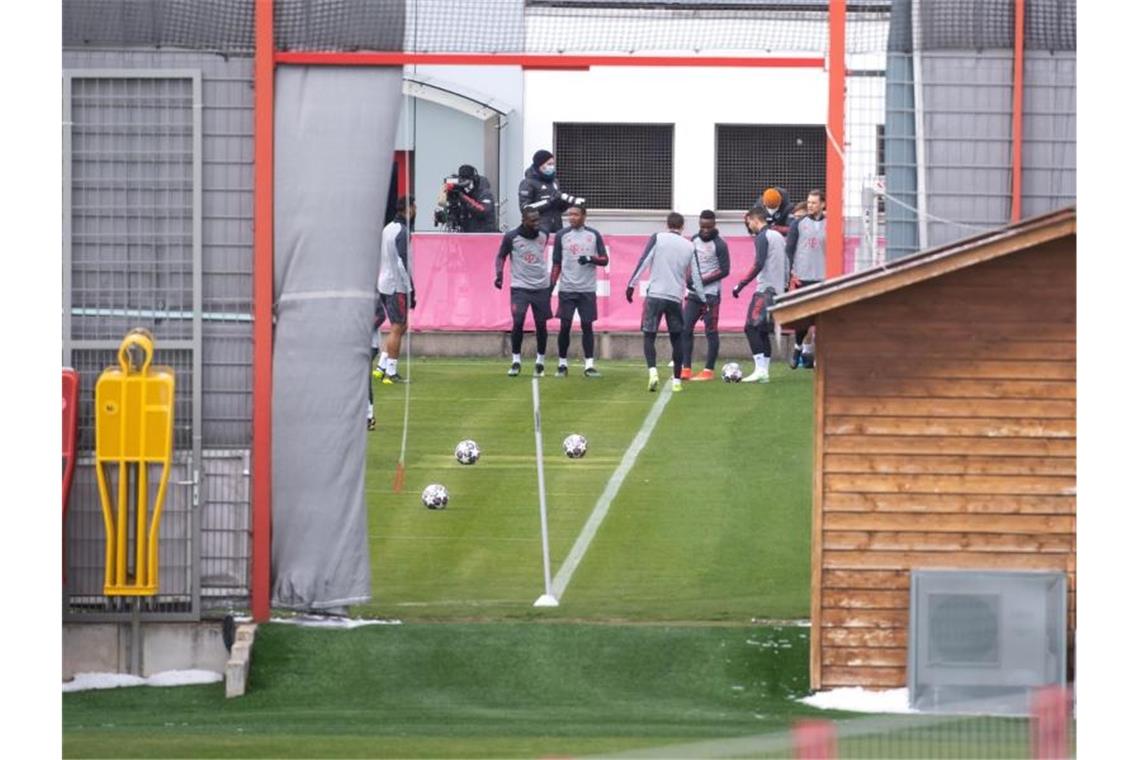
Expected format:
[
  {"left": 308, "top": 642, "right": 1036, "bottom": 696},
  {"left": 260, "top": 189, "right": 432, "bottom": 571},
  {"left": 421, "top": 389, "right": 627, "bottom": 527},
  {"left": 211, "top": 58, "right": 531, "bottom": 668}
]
[{"left": 94, "top": 329, "right": 176, "bottom": 596}]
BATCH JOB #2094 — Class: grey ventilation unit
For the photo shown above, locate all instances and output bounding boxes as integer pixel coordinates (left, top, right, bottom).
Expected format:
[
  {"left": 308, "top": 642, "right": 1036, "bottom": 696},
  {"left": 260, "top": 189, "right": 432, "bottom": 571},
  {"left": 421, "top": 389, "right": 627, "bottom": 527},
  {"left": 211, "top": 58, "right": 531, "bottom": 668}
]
[{"left": 908, "top": 570, "right": 1067, "bottom": 715}]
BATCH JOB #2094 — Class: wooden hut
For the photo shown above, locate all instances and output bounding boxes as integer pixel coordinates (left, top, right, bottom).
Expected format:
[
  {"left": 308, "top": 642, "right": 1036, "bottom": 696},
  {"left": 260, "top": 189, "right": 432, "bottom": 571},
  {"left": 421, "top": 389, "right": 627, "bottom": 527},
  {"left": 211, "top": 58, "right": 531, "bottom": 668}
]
[{"left": 770, "top": 207, "right": 1076, "bottom": 691}]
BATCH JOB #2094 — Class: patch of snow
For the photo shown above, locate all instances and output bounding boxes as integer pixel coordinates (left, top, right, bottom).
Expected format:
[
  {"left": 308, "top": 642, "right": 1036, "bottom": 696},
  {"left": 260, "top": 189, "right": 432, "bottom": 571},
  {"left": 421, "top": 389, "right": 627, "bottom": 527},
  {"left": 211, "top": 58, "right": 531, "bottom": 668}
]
[
  {"left": 270, "top": 615, "right": 402, "bottom": 629},
  {"left": 64, "top": 670, "right": 221, "bottom": 693},
  {"left": 799, "top": 687, "right": 918, "bottom": 714}
]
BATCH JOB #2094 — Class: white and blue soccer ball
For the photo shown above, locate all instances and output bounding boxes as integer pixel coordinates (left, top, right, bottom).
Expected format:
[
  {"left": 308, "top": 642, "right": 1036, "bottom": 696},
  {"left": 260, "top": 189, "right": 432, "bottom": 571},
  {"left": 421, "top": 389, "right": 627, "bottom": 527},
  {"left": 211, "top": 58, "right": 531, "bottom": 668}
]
[
  {"left": 421, "top": 483, "right": 449, "bottom": 510},
  {"left": 562, "top": 433, "right": 588, "bottom": 459},
  {"left": 454, "top": 439, "right": 481, "bottom": 465},
  {"left": 721, "top": 362, "right": 743, "bottom": 383}
]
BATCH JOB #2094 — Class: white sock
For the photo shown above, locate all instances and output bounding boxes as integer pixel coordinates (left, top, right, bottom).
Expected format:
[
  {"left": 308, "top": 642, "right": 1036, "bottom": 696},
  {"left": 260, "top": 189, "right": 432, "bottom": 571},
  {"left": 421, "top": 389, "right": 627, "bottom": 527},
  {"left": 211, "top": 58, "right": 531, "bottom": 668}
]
[
  {"left": 759, "top": 356, "right": 770, "bottom": 371},
  {"left": 753, "top": 353, "right": 765, "bottom": 367},
  {"left": 367, "top": 402, "right": 374, "bottom": 418},
  {"left": 387, "top": 357, "right": 398, "bottom": 375},
  {"left": 559, "top": 357, "right": 568, "bottom": 368},
  {"left": 377, "top": 351, "right": 389, "bottom": 370},
  {"left": 795, "top": 343, "right": 803, "bottom": 351},
  {"left": 584, "top": 357, "right": 595, "bottom": 369},
  {"left": 536, "top": 353, "right": 545, "bottom": 365},
  {"left": 649, "top": 366, "right": 659, "bottom": 379},
  {"left": 512, "top": 353, "right": 521, "bottom": 364}
]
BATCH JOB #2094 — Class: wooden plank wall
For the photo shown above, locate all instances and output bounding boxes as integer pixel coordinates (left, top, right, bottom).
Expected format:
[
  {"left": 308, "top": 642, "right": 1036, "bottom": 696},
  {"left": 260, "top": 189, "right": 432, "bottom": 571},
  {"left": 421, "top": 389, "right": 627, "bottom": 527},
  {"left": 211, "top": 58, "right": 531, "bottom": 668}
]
[{"left": 813, "top": 237, "right": 1076, "bottom": 690}]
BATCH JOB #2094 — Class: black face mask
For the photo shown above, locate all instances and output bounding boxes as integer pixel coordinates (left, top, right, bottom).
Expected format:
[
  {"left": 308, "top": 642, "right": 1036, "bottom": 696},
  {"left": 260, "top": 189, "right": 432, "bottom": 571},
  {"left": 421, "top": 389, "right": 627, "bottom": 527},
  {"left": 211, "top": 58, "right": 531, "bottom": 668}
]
[
  {"left": 698, "top": 228, "right": 717, "bottom": 241},
  {"left": 519, "top": 225, "right": 540, "bottom": 239}
]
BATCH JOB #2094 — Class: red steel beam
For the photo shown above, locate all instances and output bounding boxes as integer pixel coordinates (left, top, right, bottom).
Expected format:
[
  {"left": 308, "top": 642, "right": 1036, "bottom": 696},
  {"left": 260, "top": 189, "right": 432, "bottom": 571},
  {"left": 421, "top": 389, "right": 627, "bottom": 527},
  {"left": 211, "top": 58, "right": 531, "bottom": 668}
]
[
  {"left": 825, "top": 0, "right": 845, "bottom": 278},
  {"left": 251, "top": 0, "right": 274, "bottom": 623},
  {"left": 1011, "top": 0, "right": 1025, "bottom": 221},
  {"left": 275, "top": 51, "right": 825, "bottom": 69}
]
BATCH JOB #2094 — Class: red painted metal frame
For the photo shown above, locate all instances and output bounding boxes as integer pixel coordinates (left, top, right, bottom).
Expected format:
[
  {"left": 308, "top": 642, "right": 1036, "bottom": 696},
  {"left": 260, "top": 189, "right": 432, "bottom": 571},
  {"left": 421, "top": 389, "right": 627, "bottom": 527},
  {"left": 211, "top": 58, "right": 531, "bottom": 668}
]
[
  {"left": 825, "top": 0, "right": 845, "bottom": 278},
  {"left": 1011, "top": 0, "right": 1025, "bottom": 222},
  {"left": 251, "top": 0, "right": 274, "bottom": 623},
  {"left": 250, "top": 14, "right": 840, "bottom": 622},
  {"left": 275, "top": 51, "right": 825, "bottom": 69}
]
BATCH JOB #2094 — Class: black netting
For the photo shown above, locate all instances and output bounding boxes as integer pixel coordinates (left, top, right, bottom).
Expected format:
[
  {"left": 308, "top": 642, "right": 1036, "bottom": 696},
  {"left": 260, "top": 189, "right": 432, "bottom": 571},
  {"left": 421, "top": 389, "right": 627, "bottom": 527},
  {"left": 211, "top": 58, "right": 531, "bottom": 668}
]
[
  {"left": 62, "top": 0, "right": 898, "bottom": 54},
  {"left": 715, "top": 124, "right": 825, "bottom": 211},
  {"left": 889, "top": 0, "right": 1076, "bottom": 53},
  {"left": 554, "top": 123, "right": 674, "bottom": 210}
]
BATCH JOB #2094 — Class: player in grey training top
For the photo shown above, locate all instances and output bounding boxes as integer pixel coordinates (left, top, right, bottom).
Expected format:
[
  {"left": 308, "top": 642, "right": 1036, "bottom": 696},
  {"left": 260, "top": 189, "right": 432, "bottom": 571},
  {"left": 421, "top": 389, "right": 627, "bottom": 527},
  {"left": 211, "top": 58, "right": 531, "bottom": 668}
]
[
  {"left": 374, "top": 195, "right": 416, "bottom": 384},
  {"left": 731, "top": 206, "right": 789, "bottom": 383},
  {"left": 784, "top": 189, "right": 826, "bottom": 369},
  {"left": 552, "top": 205, "right": 608, "bottom": 378},
  {"left": 495, "top": 207, "right": 553, "bottom": 377},
  {"left": 681, "top": 210, "right": 732, "bottom": 381},
  {"left": 626, "top": 212, "right": 706, "bottom": 393}
]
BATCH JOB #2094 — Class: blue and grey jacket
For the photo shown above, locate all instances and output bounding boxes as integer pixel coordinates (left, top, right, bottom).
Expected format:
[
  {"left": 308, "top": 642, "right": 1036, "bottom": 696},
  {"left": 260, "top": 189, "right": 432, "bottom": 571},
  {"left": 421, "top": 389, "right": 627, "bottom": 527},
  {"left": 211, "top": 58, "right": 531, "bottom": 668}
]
[
  {"left": 628, "top": 230, "right": 706, "bottom": 304},
  {"left": 553, "top": 225, "right": 608, "bottom": 293},
  {"left": 377, "top": 215, "right": 413, "bottom": 295},
  {"left": 496, "top": 226, "right": 551, "bottom": 290},
  {"left": 786, "top": 214, "right": 826, "bottom": 282},
  {"left": 689, "top": 230, "right": 731, "bottom": 298}
]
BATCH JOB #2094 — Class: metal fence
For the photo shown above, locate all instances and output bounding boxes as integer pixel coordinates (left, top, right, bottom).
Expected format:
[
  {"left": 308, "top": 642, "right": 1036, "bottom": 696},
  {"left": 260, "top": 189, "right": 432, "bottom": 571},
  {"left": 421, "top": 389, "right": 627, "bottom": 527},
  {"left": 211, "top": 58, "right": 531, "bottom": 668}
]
[{"left": 63, "top": 50, "right": 255, "bottom": 621}]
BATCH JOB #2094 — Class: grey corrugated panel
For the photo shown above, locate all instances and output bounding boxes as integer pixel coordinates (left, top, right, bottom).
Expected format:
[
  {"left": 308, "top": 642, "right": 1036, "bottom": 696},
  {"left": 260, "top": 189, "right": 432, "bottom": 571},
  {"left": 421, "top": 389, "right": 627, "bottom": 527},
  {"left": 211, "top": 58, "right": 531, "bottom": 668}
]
[
  {"left": 1020, "top": 51, "right": 1075, "bottom": 217},
  {"left": 884, "top": 48, "right": 919, "bottom": 261},
  {"left": 920, "top": 51, "right": 1012, "bottom": 247}
]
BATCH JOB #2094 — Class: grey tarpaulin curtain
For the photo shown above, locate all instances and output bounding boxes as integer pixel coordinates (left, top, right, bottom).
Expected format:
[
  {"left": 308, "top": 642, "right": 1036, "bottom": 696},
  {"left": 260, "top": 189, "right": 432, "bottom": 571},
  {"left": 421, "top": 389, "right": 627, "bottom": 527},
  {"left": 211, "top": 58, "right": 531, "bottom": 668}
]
[{"left": 272, "top": 66, "right": 403, "bottom": 610}]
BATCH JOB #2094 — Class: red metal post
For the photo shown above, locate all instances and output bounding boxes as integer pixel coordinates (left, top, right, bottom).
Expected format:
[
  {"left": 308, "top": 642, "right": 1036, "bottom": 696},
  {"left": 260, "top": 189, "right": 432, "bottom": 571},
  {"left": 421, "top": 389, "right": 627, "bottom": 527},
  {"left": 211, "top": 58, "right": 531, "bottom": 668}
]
[
  {"left": 825, "top": 0, "right": 846, "bottom": 277},
  {"left": 1011, "top": 0, "right": 1025, "bottom": 221},
  {"left": 251, "top": 0, "right": 274, "bottom": 623},
  {"left": 1031, "top": 685, "right": 1071, "bottom": 759},
  {"left": 793, "top": 719, "right": 838, "bottom": 759},
  {"left": 275, "top": 51, "right": 825, "bottom": 69}
]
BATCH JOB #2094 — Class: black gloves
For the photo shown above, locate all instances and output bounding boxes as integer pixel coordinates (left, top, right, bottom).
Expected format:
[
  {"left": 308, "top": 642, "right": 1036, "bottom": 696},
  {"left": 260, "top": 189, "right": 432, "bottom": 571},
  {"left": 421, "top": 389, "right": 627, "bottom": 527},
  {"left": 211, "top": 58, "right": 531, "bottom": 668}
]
[
  {"left": 578, "top": 255, "right": 591, "bottom": 266},
  {"left": 625, "top": 286, "right": 635, "bottom": 303},
  {"left": 494, "top": 275, "right": 503, "bottom": 290},
  {"left": 731, "top": 283, "right": 743, "bottom": 299},
  {"left": 409, "top": 290, "right": 417, "bottom": 310}
]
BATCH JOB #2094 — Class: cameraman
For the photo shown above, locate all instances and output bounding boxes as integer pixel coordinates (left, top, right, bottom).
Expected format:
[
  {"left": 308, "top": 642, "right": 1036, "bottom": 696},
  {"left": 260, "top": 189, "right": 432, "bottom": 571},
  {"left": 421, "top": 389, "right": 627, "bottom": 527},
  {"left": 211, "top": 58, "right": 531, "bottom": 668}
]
[
  {"left": 433, "top": 164, "right": 497, "bottom": 232},
  {"left": 518, "top": 149, "right": 585, "bottom": 234}
]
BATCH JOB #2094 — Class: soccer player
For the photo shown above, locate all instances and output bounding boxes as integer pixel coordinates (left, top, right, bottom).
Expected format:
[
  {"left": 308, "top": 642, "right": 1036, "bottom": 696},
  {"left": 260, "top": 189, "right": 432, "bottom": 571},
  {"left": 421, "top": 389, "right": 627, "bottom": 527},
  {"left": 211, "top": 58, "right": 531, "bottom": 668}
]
[
  {"left": 784, "top": 189, "right": 826, "bottom": 369},
  {"left": 374, "top": 196, "right": 416, "bottom": 384},
  {"left": 680, "top": 210, "right": 731, "bottom": 381},
  {"left": 626, "top": 212, "right": 706, "bottom": 393},
  {"left": 754, "top": 186, "right": 795, "bottom": 234},
  {"left": 495, "top": 207, "right": 554, "bottom": 377},
  {"left": 731, "top": 206, "right": 789, "bottom": 383},
  {"left": 552, "top": 204, "right": 608, "bottom": 378}
]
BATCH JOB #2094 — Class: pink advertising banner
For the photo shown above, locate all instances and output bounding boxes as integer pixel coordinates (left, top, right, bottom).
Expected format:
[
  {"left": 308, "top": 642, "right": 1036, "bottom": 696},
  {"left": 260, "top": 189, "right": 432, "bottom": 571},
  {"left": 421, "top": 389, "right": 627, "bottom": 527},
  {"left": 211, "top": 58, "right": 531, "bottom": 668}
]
[{"left": 409, "top": 232, "right": 842, "bottom": 331}]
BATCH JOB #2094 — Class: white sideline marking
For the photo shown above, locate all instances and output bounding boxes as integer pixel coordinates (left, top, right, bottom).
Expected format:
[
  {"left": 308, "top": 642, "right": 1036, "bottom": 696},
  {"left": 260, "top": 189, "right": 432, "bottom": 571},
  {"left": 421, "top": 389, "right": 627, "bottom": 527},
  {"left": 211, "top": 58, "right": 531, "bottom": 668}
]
[{"left": 550, "top": 384, "right": 674, "bottom": 599}]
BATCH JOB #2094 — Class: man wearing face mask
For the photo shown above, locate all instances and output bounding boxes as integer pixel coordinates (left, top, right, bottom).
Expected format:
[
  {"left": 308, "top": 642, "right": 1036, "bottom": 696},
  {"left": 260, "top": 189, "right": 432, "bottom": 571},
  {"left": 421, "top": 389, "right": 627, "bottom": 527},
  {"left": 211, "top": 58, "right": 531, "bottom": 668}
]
[
  {"left": 784, "top": 189, "right": 826, "bottom": 369},
  {"left": 753, "top": 186, "right": 795, "bottom": 235},
  {"left": 518, "top": 149, "right": 585, "bottom": 234},
  {"left": 680, "top": 210, "right": 731, "bottom": 381}
]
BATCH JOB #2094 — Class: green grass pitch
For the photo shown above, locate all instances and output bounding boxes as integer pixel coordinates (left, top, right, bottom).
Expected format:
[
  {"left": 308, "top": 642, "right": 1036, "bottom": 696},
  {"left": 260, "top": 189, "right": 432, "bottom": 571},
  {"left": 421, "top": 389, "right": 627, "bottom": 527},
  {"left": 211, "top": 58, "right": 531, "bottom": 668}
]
[
  {"left": 65, "top": 356, "right": 826, "bottom": 757},
  {"left": 363, "top": 357, "right": 814, "bottom": 622}
]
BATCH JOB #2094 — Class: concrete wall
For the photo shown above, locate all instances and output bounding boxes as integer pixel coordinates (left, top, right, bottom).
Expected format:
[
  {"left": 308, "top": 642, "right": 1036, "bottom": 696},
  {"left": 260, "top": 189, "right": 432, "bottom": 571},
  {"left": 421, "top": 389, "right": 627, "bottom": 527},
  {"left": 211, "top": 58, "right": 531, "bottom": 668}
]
[{"left": 63, "top": 622, "right": 230, "bottom": 680}]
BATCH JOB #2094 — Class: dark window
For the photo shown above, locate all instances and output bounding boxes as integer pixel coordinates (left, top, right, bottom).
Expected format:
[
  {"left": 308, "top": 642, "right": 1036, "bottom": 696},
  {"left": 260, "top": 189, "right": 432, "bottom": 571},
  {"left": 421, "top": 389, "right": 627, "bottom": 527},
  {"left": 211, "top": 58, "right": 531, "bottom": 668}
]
[
  {"left": 553, "top": 123, "right": 673, "bottom": 210},
  {"left": 715, "top": 124, "right": 826, "bottom": 211},
  {"left": 876, "top": 123, "right": 885, "bottom": 177}
]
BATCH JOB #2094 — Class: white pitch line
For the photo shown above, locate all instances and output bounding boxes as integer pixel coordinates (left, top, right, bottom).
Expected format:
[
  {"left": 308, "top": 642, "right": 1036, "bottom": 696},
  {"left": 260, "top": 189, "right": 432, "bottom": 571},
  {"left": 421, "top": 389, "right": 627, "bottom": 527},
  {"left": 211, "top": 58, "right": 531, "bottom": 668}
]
[{"left": 550, "top": 384, "right": 674, "bottom": 600}]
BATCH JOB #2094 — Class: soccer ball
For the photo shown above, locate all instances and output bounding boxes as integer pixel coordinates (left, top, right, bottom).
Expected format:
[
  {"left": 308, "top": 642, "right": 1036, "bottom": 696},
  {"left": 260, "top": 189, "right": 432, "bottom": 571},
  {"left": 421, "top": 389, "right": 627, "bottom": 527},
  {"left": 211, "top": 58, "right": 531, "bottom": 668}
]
[
  {"left": 421, "top": 483, "right": 449, "bottom": 510},
  {"left": 562, "top": 433, "right": 588, "bottom": 459},
  {"left": 454, "top": 439, "right": 480, "bottom": 465},
  {"left": 721, "top": 362, "right": 743, "bottom": 383}
]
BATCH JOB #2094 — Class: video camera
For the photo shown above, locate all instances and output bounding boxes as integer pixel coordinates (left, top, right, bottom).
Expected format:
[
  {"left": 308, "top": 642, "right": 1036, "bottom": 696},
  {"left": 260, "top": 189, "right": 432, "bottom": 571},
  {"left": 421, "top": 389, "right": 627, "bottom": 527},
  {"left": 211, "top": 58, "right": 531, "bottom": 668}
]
[{"left": 434, "top": 175, "right": 475, "bottom": 230}]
